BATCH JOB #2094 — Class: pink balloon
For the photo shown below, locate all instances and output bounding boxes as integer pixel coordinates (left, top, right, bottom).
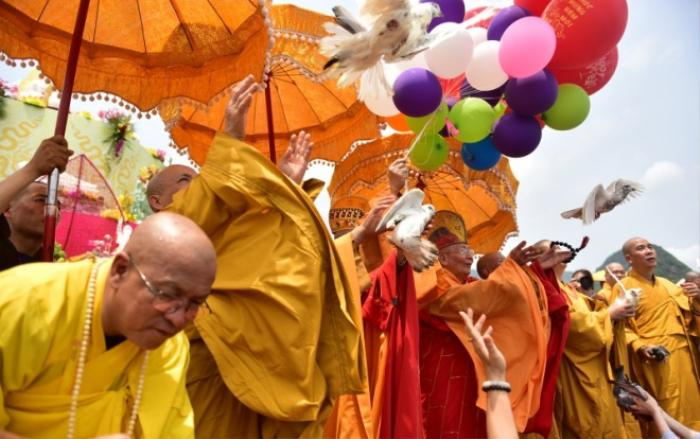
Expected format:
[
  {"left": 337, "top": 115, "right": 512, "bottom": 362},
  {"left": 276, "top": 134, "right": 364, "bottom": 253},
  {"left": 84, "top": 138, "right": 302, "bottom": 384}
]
[{"left": 498, "top": 17, "right": 556, "bottom": 78}]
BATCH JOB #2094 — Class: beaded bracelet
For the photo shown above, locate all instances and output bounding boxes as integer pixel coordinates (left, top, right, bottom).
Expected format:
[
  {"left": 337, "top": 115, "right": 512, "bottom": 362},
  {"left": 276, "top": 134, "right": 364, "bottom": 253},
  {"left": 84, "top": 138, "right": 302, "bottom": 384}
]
[{"left": 482, "top": 380, "right": 512, "bottom": 393}]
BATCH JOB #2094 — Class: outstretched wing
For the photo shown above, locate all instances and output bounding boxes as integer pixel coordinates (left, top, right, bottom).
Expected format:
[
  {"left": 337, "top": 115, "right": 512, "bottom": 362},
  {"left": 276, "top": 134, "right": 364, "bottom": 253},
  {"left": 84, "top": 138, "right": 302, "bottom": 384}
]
[
  {"left": 361, "top": 0, "right": 410, "bottom": 19},
  {"left": 582, "top": 184, "right": 606, "bottom": 224},
  {"left": 376, "top": 188, "right": 425, "bottom": 231},
  {"left": 611, "top": 179, "right": 644, "bottom": 203}
]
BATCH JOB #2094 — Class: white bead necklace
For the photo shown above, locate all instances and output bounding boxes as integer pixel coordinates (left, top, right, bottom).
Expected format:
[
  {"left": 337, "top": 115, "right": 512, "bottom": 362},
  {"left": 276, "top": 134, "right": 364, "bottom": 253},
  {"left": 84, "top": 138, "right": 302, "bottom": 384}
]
[{"left": 66, "top": 261, "right": 150, "bottom": 439}]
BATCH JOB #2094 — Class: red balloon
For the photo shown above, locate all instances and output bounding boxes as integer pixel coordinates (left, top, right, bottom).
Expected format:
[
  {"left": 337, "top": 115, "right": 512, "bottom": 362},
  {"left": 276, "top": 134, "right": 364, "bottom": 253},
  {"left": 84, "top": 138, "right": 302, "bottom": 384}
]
[
  {"left": 464, "top": 6, "right": 497, "bottom": 29},
  {"left": 550, "top": 47, "right": 618, "bottom": 95},
  {"left": 514, "top": 0, "right": 551, "bottom": 16},
  {"left": 544, "top": 0, "right": 628, "bottom": 69}
]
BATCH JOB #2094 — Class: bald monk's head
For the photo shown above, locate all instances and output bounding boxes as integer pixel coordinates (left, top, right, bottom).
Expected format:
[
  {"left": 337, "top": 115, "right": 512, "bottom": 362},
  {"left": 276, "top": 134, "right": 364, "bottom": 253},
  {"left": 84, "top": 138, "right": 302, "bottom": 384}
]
[
  {"left": 102, "top": 212, "right": 217, "bottom": 350},
  {"left": 686, "top": 271, "right": 700, "bottom": 288},
  {"left": 146, "top": 165, "right": 197, "bottom": 212},
  {"left": 604, "top": 262, "right": 626, "bottom": 287},
  {"left": 476, "top": 252, "right": 505, "bottom": 279},
  {"left": 622, "top": 237, "right": 656, "bottom": 273}
]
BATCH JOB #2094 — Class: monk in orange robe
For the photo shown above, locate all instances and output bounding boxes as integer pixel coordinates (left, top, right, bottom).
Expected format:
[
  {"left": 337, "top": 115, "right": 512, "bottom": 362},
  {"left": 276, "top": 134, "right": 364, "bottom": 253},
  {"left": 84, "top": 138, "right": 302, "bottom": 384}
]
[{"left": 415, "top": 211, "right": 553, "bottom": 438}]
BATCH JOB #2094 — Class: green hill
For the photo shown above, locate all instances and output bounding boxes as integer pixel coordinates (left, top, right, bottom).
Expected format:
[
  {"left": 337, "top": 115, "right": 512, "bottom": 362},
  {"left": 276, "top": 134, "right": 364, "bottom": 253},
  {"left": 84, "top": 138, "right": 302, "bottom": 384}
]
[{"left": 597, "top": 245, "right": 692, "bottom": 282}]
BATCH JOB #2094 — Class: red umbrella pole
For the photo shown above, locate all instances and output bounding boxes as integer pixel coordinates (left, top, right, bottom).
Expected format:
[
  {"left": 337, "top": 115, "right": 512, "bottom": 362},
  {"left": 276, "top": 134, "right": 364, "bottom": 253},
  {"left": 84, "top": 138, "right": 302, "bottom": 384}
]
[
  {"left": 264, "top": 75, "right": 277, "bottom": 164},
  {"left": 42, "top": 0, "right": 91, "bottom": 262}
]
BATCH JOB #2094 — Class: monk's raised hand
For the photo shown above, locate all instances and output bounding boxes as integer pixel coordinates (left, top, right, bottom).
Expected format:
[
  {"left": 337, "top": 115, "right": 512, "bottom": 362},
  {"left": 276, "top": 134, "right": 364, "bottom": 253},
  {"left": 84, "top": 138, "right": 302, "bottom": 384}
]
[
  {"left": 224, "top": 75, "right": 261, "bottom": 140},
  {"left": 509, "top": 241, "right": 545, "bottom": 266},
  {"left": 460, "top": 308, "right": 506, "bottom": 381},
  {"left": 388, "top": 157, "right": 409, "bottom": 196},
  {"left": 279, "top": 131, "right": 313, "bottom": 184},
  {"left": 537, "top": 246, "right": 572, "bottom": 270},
  {"left": 681, "top": 281, "right": 699, "bottom": 299},
  {"left": 351, "top": 195, "right": 397, "bottom": 245}
]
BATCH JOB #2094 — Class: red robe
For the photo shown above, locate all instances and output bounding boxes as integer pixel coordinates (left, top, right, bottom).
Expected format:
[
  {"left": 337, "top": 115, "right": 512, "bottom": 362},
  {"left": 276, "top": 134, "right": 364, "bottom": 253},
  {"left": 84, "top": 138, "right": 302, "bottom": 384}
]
[
  {"left": 363, "top": 250, "right": 424, "bottom": 439},
  {"left": 524, "top": 262, "right": 571, "bottom": 437}
]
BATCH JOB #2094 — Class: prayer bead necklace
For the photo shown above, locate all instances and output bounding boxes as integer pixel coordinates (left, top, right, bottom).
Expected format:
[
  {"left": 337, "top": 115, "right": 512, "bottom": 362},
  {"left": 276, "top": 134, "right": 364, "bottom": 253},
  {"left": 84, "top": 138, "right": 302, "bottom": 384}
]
[{"left": 66, "top": 260, "right": 150, "bottom": 439}]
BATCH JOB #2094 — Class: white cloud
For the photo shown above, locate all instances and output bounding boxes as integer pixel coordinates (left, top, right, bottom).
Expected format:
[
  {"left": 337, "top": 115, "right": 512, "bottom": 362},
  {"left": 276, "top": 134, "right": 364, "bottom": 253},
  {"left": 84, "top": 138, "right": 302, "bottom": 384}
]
[
  {"left": 640, "top": 161, "right": 685, "bottom": 188},
  {"left": 666, "top": 244, "right": 700, "bottom": 271}
]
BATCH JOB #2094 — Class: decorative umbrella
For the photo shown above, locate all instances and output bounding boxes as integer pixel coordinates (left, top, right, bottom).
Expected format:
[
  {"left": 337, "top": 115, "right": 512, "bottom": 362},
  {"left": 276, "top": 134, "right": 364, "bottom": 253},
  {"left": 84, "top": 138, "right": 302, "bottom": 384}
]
[
  {"left": 0, "top": 0, "right": 274, "bottom": 259},
  {"left": 161, "top": 4, "right": 381, "bottom": 164},
  {"left": 329, "top": 134, "right": 520, "bottom": 254}
]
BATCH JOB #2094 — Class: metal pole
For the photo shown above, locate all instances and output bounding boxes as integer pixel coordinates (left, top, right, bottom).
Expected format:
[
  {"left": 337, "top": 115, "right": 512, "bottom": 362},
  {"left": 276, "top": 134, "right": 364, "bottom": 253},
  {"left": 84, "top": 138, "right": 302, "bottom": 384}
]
[
  {"left": 263, "top": 75, "right": 276, "bottom": 164},
  {"left": 42, "top": 0, "right": 91, "bottom": 262}
]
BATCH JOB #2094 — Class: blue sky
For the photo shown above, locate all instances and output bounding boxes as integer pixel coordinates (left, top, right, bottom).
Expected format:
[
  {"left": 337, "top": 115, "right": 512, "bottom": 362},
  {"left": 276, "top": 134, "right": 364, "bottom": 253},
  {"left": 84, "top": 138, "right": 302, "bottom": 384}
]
[{"left": 1, "top": 0, "right": 698, "bottom": 270}]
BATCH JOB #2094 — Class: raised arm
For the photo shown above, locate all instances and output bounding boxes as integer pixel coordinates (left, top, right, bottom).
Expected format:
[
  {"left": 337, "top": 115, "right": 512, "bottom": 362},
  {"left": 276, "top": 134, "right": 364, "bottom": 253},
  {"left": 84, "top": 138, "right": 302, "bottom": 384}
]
[{"left": 0, "top": 136, "right": 71, "bottom": 212}]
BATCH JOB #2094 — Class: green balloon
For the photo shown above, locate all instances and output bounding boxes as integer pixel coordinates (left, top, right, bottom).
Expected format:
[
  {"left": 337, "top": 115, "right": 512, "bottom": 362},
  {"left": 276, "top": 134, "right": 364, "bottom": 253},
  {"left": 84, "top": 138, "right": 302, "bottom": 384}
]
[
  {"left": 407, "top": 102, "right": 448, "bottom": 135},
  {"left": 448, "top": 98, "right": 495, "bottom": 143},
  {"left": 494, "top": 101, "right": 507, "bottom": 119},
  {"left": 408, "top": 132, "right": 449, "bottom": 172},
  {"left": 543, "top": 84, "right": 591, "bottom": 130}
]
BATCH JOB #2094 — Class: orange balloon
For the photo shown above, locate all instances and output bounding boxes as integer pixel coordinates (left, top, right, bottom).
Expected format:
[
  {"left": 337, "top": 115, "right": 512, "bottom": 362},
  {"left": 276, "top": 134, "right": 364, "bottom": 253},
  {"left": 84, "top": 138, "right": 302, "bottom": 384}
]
[{"left": 386, "top": 114, "right": 411, "bottom": 132}]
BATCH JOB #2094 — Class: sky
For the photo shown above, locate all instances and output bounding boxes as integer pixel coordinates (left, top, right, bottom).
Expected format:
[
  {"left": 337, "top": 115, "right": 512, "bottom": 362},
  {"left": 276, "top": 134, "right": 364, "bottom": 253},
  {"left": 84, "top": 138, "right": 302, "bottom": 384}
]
[{"left": 1, "top": 0, "right": 698, "bottom": 270}]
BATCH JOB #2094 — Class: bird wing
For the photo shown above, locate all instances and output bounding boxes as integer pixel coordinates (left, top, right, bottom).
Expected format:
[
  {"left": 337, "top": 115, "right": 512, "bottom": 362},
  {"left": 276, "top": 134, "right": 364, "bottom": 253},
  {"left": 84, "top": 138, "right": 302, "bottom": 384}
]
[
  {"left": 376, "top": 188, "right": 425, "bottom": 232},
  {"left": 560, "top": 208, "right": 583, "bottom": 219},
  {"left": 612, "top": 179, "right": 645, "bottom": 203},
  {"left": 332, "top": 6, "right": 367, "bottom": 34},
  {"left": 361, "top": 0, "right": 411, "bottom": 19},
  {"left": 582, "top": 184, "right": 606, "bottom": 224}
]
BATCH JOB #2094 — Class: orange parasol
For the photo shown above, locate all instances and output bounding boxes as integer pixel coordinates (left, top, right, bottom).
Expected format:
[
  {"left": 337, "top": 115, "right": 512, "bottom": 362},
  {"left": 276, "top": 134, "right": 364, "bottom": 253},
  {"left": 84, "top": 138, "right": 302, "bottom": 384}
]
[
  {"left": 161, "top": 4, "right": 381, "bottom": 165},
  {"left": 0, "top": 0, "right": 271, "bottom": 110},
  {"left": 329, "top": 134, "right": 519, "bottom": 254},
  {"left": 0, "top": 0, "right": 273, "bottom": 259}
]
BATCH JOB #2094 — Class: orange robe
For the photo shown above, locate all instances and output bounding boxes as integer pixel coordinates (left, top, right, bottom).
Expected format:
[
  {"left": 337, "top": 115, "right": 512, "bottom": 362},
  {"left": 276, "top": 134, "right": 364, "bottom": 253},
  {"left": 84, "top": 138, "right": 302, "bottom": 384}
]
[{"left": 416, "top": 258, "right": 549, "bottom": 435}]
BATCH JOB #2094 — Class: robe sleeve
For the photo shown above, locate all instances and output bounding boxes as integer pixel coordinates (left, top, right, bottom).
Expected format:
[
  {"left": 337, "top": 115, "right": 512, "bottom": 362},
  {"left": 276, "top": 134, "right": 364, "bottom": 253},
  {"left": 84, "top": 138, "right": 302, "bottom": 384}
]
[
  {"left": 0, "top": 270, "right": 58, "bottom": 429},
  {"left": 425, "top": 258, "right": 548, "bottom": 431},
  {"left": 566, "top": 304, "right": 613, "bottom": 358}
]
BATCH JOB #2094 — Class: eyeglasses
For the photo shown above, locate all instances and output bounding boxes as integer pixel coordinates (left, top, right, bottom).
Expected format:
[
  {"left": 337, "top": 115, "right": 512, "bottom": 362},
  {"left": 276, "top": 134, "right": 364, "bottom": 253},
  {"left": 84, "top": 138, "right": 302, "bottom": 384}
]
[{"left": 127, "top": 253, "right": 210, "bottom": 319}]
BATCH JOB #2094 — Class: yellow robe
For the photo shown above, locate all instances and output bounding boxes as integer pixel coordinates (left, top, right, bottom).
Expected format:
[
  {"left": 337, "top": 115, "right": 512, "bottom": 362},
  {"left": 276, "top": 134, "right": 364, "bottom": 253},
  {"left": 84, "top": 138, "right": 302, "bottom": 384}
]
[
  {"left": 615, "top": 271, "right": 700, "bottom": 432},
  {"left": 595, "top": 283, "right": 615, "bottom": 305},
  {"left": 554, "top": 282, "right": 625, "bottom": 439},
  {"left": 0, "top": 259, "right": 192, "bottom": 438},
  {"left": 418, "top": 258, "right": 549, "bottom": 432},
  {"left": 167, "top": 133, "right": 366, "bottom": 437}
]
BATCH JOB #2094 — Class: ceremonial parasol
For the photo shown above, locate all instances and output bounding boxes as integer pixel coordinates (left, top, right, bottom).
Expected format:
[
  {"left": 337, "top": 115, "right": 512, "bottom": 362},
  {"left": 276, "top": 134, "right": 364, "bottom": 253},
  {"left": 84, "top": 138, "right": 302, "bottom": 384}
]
[
  {"left": 329, "top": 134, "right": 520, "bottom": 254},
  {"left": 161, "top": 5, "right": 381, "bottom": 165},
  {"left": 0, "top": 0, "right": 273, "bottom": 259}
]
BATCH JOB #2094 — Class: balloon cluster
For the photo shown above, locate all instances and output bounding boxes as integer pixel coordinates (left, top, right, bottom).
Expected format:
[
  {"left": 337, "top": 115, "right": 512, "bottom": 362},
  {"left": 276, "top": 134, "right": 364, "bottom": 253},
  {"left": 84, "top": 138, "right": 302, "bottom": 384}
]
[{"left": 365, "top": 0, "right": 627, "bottom": 172}]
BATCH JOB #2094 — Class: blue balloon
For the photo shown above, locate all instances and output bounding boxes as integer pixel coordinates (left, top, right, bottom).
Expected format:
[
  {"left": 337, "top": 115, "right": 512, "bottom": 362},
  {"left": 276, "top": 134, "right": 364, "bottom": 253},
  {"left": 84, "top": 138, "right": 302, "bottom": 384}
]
[{"left": 461, "top": 137, "right": 501, "bottom": 170}]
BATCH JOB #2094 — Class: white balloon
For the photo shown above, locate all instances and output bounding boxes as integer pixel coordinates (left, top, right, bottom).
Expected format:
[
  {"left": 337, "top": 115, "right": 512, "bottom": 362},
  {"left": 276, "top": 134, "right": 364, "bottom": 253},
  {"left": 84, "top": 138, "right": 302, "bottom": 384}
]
[
  {"left": 364, "top": 91, "right": 399, "bottom": 117},
  {"left": 425, "top": 24, "right": 474, "bottom": 79},
  {"left": 467, "top": 27, "right": 487, "bottom": 47},
  {"left": 466, "top": 40, "right": 508, "bottom": 91}
]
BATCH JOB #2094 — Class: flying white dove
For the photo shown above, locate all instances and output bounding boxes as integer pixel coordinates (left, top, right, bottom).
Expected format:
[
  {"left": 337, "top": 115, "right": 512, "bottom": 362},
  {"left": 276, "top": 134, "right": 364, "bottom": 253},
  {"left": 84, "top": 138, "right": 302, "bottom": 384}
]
[
  {"left": 376, "top": 188, "right": 438, "bottom": 271},
  {"left": 320, "top": 1, "right": 443, "bottom": 100},
  {"left": 561, "top": 179, "right": 644, "bottom": 225}
]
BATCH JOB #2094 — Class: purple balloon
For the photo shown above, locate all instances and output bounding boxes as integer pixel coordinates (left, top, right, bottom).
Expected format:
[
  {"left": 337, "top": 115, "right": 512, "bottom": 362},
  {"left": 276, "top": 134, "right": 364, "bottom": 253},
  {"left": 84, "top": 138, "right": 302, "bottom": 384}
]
[
  {"left": 492, "top": 113, "right": 542, "bottom": 158},
  {"left": 487, "top": 6, "right": 530, "bottom": 41},
  {"left": 393, "top": 68, "right": 442, "bottom": 117},
  {"left": 460, "top": 79, "right": 505, "bottom": 107},
  {"left": 421, "top": 0, "right": 466, "bottom": 32},
  {"left": 505, "top": 69, "right": 559, "bottom": 116}
]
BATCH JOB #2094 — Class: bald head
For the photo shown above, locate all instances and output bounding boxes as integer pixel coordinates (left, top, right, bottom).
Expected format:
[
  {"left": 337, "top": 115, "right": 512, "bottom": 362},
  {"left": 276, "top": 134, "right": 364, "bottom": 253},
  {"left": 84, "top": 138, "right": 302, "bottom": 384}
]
[
  {"left": 124, "top": 212, "right": 216, "bottom": 279},
  {"left": 604, "top": 262, "right": 626, "bottom": 287},
  {"left": 622, "top": 237, "right": 656, "bottom": 273},
  {"left": 103, "top": 212, "right": 217, "bottom": 350},
  {"left": 686, "top": 271, "right": 700, "bottom": 288},
  {"left": 146, "top": 165, "right": 197, "bottom": 212},
  {"left": 477, "top": 252, "right": 505, "bottom": 279}
]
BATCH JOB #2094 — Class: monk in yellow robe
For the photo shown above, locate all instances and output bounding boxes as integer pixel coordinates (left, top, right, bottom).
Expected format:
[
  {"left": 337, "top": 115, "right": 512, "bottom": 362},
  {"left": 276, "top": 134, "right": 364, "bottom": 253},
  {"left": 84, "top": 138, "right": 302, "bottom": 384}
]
[
  {"left": 146, "top": 75, "right": 366, "bottom": 437},
  {"left": 0, "top": 212, "right": 217, "bottom": 438},
  {"left": 615, "top": 237, "right": 700, "bottom": 434},
  {"left": 546, "top": 240, "right": 633, "bottom": 439},
  {"left": 594, "top": 262, "right": 626, "bottom": 305}
]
